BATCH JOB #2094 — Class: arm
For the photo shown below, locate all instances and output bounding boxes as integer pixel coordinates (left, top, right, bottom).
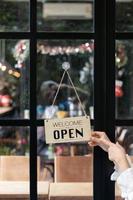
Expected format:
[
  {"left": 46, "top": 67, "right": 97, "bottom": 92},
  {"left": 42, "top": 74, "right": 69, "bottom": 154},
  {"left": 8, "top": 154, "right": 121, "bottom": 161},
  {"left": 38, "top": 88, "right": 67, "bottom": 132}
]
[
  {"left": 108, "top": 143, "right": 133, "bottom": 200},
  {"left": 89, "top": 131, "right": 130, "bottom": 171},
  {"left": 89, "top": 132, "right": 133, "bottom": 200},
  {"left": 108, "top": 142, "right": 130, "bottom": 173}
]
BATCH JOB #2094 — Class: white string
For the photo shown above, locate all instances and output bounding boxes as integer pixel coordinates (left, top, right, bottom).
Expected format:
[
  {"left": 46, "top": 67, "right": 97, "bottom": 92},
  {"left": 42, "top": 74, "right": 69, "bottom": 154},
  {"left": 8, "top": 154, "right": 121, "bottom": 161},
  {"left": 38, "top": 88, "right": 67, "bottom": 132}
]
[
  {"left": 66, "top": 70, "right": 87, "bottom": 117},
  {"left": 52, "top": 69, "right": 88, "bottom": 117},
  {"left": 52, "top": 70, "right": 66, "bottom": 107}
]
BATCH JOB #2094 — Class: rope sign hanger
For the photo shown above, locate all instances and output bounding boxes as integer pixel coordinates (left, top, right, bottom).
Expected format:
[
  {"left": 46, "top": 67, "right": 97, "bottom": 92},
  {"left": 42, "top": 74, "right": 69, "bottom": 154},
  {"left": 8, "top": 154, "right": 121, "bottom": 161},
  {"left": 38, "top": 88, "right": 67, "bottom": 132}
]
[
  {"left": 44, "top": 62, "right": 91, "bottom": 144},
  {"left": 51, "top": 62, "right": 88, "bottom": 118}
]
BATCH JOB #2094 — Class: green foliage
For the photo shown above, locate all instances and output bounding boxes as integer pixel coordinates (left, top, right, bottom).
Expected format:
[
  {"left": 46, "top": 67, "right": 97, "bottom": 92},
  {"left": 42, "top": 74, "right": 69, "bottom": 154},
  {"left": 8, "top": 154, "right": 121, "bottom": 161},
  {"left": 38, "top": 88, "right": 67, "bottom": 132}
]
[{"left": 0, "top": 145, "right": 11, "bottom": 155}]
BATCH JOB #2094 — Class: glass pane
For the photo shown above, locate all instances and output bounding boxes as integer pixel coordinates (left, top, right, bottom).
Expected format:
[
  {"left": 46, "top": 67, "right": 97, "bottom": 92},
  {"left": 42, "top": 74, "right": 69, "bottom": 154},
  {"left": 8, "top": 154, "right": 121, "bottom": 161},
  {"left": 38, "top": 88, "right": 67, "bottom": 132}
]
[
  {"left": 0, "top": 126, "right": 30, "bottom": 197},
  {"left": 116, "top": 126, "right": 133, "bottom": 155},
  {"left": 0, "top": 39, "right": 30, "bottom": 119},
  {"left": 115, "top": 40, "right": 133, "bottom": 119},
  {"left": 37, "top": 0, "right": 94, "bottom": 32},
  {"left": 37, "top": 40, "right": 94, "bottom": 197},
  {"left": 115, "top": 126, "right": 133, "bottom": 200},
  {"left": 37, "top": 126, "right": 93, "bottom": 199},
  {"left": 37, "top": 40, "right": 94, "bottom": 119},
  {"left": 0, "top": 0, "right": 30, "bottom": 32},
  {"left": 116, "top": 0, "right": 133, "bottom": 32},
  {"left": 0, "top": 126, "right": 29, "bottom": 156}
]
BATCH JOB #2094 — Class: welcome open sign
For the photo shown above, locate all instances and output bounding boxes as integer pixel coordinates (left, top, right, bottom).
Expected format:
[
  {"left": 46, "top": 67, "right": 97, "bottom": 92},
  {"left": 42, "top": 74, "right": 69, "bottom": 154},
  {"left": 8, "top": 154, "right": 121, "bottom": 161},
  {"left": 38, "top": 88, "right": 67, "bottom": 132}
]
[{"left": 45, "top": 116, "right": 91, "bottom": 144}]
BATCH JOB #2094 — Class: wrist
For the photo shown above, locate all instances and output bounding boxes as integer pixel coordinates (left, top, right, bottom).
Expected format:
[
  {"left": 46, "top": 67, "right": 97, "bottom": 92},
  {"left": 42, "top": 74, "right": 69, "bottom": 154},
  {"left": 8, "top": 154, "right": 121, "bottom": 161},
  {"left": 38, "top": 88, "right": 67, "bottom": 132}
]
[{"left": 116, "top": 157, "right": 130, "bottom": 173}]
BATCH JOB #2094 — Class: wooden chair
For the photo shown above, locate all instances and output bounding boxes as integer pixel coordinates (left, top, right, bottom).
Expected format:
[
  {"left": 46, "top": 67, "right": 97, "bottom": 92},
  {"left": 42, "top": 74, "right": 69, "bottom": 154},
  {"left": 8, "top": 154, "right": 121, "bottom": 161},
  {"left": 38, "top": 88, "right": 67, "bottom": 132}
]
[
  {"left": 54, "top": 155, "right": 93, "bottom": 182},
  {"left": 0, "top": 156, "right": 40, "bottom": 181}
]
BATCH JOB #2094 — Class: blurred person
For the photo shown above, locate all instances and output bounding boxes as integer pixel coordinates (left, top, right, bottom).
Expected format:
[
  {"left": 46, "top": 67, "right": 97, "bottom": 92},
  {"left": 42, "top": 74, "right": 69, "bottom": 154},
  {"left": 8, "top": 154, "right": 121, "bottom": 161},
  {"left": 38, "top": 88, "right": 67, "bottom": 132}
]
[
  {"left": 39, "top": 81, "right": 59, "bottom": 119},
  {"left": 89, "top": 131, "right": 133, "bottom": 200},
  {"left": 116, "top": 127, "right": 133, "bottom": 155}
]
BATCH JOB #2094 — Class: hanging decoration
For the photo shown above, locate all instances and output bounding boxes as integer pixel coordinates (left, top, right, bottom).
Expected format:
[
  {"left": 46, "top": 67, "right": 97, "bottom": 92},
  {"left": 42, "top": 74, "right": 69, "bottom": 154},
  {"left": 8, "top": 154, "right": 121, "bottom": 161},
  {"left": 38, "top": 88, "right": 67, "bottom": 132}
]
[
  {"left": 44, "top": 62, "right": 91, "bottom": 144},
  {"left": 13, "top": 40, "right": 29, "bottom": 68},
  {"left": 37, "top": 42, "right": 94, "bottom": 56}
]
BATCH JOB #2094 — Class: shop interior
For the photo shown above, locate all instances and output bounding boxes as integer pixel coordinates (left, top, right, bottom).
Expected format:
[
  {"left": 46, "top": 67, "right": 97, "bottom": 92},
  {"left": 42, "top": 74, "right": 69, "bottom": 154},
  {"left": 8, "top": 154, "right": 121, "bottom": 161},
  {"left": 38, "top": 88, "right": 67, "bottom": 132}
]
[{"left": 0, "top": 0, "right": 133, "bottom": 200}]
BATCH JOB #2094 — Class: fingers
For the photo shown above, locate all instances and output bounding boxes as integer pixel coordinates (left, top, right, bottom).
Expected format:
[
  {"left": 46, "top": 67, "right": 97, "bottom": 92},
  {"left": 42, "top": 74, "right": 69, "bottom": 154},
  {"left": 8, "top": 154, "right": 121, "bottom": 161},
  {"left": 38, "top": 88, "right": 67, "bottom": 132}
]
[
  {"left": 88, "top": 135, "right": 112, "bottom": 151},
  {"left": 90, "top": 136, "right": 101, "bottom": 144},
  {"left": 91, "top": 131, "right": 105, "bottom": 138},
  {"left": 92, "top": 136, "right": 111, "bottom": 146},
  {"left": 89, "top": 131, "right": 112, "bottom": 152},
  {"left": 88, "top": 140, "right": 97, "bottom": 147},
  {"left": 88, "top": 134, "right": 101, "bottom": 147},
  {"left": 88, "top": 131, "right": 104, "bottom": 147}
]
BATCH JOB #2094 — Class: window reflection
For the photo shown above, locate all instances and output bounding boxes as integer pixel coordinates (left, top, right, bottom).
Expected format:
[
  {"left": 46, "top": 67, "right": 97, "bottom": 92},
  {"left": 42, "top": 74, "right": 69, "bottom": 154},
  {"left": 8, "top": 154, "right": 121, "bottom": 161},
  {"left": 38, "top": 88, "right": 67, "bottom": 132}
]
[
  {"left": 115, "top": 126, "right": 133, "bottom": 199},
  {"left": 37, "top": 0, "right": 94, "bottom": 32},
  {"left": 0, "top": 1, "right": 29, "bottom": 32},
  {"left": 115, "top": 40, "right": 133, "bottom": 118},
  {"left": 0, "top": 126, "right": 29, "bottom": 155},
  {"left": 37, "top": 126, "right": 93, "bottom": 182},
  {"left": 116, "top": 0, "right": 133, "bottom": 32},
  {"left": 37, "top": 40, "right": 94, "bottom": 119},
  {"left": 116, "top": 126, "right": 133, "bottom": 155},
  {"left": 0, "top": 39, "right": 30, "bottom": 119},
  {"left": 0, "top": 126, "right": 30, "bottom": 183}
]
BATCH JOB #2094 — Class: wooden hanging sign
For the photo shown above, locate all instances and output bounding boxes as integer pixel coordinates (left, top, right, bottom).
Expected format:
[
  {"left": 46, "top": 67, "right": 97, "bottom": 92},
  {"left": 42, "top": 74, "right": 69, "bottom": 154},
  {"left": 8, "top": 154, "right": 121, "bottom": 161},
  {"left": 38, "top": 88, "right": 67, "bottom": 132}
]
[{"left": 44, "top": 116, "right": 91, "bottom": 144}]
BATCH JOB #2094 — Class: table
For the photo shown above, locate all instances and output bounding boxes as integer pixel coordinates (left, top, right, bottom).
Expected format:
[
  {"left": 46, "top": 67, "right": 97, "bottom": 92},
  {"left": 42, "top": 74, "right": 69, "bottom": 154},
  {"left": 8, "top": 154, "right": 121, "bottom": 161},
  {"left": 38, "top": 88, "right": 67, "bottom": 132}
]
[
  {"left": 0, "top": 181, "right": 122, "bottom": 200},
  {"left": 0, "top": 181, "right": 49, "bottom": 199},
  {"left": 49, "top": 182, "right": 122, "bottom": 200}
]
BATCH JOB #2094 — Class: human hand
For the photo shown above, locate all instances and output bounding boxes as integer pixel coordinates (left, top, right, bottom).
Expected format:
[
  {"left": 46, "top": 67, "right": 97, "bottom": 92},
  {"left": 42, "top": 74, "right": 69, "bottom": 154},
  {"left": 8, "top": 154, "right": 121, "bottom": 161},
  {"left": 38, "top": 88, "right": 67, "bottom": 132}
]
[
  {"left": 108, "top": 142, "right": 130, "bottom": 173},
  {"left": 88, "top": 131, "right": 112, "bottom": 152}
]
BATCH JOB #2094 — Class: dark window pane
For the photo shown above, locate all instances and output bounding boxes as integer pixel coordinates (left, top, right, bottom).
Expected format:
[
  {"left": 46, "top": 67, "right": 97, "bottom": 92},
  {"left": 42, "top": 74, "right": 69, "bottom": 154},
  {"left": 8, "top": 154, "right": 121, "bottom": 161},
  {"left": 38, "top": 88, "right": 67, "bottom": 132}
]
[
  {"left": 116, "top": 0, "right": 133, "bottom": 32},
  {"left": 0, "top": 0, "right": 30, "bottom": 32},
  {"left": 115, "top": 126, "right": 133, "bottom": 199},
  {"left": 37, "top": 126, "right": 93, "bottom": 185},
  {"left": 0, "top": 126, "right": 29, "bottom": 156},
  {"left": 116, "top": 126, "right": 133, "bottom": 155},
  {"left": 0, "top": 126, "right": 30, "bottom": 195},
  {"left": 115, "top": 40, "right": 133, "bottom": 119}
]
